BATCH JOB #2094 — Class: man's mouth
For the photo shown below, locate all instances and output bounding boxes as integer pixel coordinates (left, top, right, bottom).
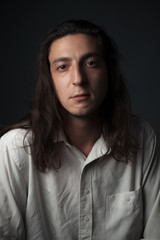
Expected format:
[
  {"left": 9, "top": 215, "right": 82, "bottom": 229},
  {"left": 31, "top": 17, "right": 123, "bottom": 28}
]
[{"left": 71, "top": 93, "right": 90, "bottom": 101}]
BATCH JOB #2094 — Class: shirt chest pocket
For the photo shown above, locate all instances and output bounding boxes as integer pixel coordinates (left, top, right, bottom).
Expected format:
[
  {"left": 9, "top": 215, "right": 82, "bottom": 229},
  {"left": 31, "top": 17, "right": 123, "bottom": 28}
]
[
  {"left": 108, "top": 187, "right": 141, "bottom": 210},
  {"left": 106, "top": 188, "right": 142, "bottom": 240}
]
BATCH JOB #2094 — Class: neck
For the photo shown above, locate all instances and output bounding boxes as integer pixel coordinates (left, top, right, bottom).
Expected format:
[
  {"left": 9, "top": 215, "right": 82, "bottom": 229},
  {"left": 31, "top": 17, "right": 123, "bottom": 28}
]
[{"left": 62, "top": 112, "right": 103, "bottom": 156}]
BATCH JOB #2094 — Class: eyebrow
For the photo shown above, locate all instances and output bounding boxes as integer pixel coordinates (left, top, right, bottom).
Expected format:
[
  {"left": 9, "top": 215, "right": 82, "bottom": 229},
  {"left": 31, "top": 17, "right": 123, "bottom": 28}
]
[
  {"left": 52, "top": 57, "right": 71, "bottom": 66},
  {"left": 51, "top": 52, "right": 102, "bottom": 66},
  {"left": 80, "top": 52, "right": 102, "bottom": 64}
]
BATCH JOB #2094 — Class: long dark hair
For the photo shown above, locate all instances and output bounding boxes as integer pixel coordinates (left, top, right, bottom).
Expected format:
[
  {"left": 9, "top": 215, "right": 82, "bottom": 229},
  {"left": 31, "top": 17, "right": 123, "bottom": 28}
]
[{"left": 1, "top": 19, "right": 137, "bottom": 172}]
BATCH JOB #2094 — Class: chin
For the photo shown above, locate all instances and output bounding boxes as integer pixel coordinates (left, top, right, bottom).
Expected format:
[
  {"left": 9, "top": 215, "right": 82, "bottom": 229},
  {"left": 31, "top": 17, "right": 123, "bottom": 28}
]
[
  {"left": 62, "top": 103, "right": 101, "bottom": 119},
  {"left": 68, "top": 108, "right": 98, "bottom": 119}
]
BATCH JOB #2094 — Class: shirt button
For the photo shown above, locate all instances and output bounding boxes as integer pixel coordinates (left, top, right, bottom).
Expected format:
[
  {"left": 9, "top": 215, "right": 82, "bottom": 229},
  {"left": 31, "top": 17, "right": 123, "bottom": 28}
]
[
  {"left": 84, "top": 216, "right": 89, "bottom": 222},
  {"left": 84, "top": 189, "right": 89, "bottom": 194}
]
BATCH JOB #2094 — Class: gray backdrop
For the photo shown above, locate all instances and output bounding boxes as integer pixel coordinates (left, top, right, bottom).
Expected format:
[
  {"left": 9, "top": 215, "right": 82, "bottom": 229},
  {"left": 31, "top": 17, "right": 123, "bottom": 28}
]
[{"left": 0, "top": 0, "right": 160, "bottom": 140}]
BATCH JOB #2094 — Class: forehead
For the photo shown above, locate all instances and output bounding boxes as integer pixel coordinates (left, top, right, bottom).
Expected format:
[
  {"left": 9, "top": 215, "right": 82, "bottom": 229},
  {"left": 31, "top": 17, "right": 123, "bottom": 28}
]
[{"left": 48, "top": 33, "right": 103, "bottom": 61}]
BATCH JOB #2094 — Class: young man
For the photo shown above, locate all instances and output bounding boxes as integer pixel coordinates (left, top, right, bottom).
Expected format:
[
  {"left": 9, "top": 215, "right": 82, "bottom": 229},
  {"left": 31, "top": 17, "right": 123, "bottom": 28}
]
[{"left": 0, "top": 20, "right": 159, "bottom": 240}]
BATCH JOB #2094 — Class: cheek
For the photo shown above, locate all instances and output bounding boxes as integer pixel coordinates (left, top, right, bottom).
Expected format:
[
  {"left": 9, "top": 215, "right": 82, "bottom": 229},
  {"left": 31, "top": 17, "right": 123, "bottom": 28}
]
[
  {"left": 53, "top": 79, "right": 69, "bottom": 104},
  {"left": 54, "top": 85, "right": 64, "bottom": 101},
  {"left": 98, "top": 84, "right": 108, "bottom": 100},
  {"left": 95, "top": 79, "right": 108, "bottom": 103},
  {"left": 51, "top": 74, "right": 65, "bottom": 93},
  {"left": 92, "top": 72, "right": 108, "bottom": 95},
  {"left": 51, "top": 79, "right": 62, "bottom": 101}
]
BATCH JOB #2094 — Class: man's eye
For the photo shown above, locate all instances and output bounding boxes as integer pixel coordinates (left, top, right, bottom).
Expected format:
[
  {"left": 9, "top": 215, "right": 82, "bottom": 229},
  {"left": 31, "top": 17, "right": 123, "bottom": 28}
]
[
  {"left": 57, "top": 65, "right": 67, "bottom": 70},
  {"left": 87, "top": 61, "right": 94, "bottom": 65},
  {"left": 86, "top": 60, "right": 97, "bottom": 66}
]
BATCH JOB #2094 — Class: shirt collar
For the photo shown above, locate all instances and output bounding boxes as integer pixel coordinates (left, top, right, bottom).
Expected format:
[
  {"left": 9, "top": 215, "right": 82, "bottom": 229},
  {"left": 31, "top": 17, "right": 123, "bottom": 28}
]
[
  {"left": 54, "top": 128, "right": 110, "bottom": 162},
  {"left": 54, "top": 128, "right": 68, "bottom": 143}
]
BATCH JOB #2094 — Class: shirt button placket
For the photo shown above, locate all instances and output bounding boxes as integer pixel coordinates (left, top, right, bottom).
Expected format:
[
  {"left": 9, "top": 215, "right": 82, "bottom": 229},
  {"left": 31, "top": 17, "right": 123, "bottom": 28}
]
[{"left": 79, "top": 168, "right": 92, "bottom": 240}]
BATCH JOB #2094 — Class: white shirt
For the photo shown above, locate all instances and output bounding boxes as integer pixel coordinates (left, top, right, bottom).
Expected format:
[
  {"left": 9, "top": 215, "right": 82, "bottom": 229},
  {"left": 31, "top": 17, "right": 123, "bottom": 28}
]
[{"left": 0, "top": 117, "right": 159, "bottom": 240}]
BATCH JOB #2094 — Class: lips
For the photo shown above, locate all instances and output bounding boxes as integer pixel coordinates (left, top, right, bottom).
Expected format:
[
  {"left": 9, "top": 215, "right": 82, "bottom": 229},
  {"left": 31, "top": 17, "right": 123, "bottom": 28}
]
[{"left": 71, "top": 93, "right": 90, "bottom": 100}]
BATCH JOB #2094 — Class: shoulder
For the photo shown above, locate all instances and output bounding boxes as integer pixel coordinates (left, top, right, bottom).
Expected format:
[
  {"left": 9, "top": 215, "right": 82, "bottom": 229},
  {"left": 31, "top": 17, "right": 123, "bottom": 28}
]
[
  {"left": 132, "top": 115, "right": 154, "bottom": 132},
  {"left": 131, "top": 116, "right": 158, "bottom": 166},
  {"left": 0, "top": 129, "right": 34, "bottom": 179},
  {"left": 0, "top": 128, "right": 33, "bottom": 150},
  {"left": 0, "top": 128, "right": 33, "bottom": 167},
  {"left": 132, "top": 116, "right": 159, "bottom": 168},
  {"left": 131, "top": 115, "right": 156, "bottom": 142}
]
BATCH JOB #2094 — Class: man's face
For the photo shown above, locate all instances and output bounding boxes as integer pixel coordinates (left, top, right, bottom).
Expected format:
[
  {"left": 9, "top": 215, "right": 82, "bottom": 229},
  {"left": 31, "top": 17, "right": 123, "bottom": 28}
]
[{"left": 49, "top": 33, "right": 108, "bottom": 118}]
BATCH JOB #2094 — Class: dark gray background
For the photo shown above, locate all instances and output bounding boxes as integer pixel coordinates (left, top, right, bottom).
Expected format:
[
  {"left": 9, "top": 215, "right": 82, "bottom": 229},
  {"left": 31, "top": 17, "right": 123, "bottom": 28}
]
[{"left": 0, "top": 0, "right": 160, "bottom": 140}]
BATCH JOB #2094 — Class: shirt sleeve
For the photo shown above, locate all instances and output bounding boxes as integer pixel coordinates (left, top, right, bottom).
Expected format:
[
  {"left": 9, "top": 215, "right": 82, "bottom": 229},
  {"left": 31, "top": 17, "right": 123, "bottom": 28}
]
[
  {"left": 0, "top": 138, "right": 26, "bottom": 239},
  {"left": 141, "top": 127, "right": 160, "bottom": 239}
]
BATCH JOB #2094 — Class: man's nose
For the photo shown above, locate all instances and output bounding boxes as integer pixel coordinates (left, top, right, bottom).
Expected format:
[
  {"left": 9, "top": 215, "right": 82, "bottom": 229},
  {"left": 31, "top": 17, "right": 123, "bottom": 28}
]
[{"left": 72, "top": 65, "right": 85, "bottom": 86}]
